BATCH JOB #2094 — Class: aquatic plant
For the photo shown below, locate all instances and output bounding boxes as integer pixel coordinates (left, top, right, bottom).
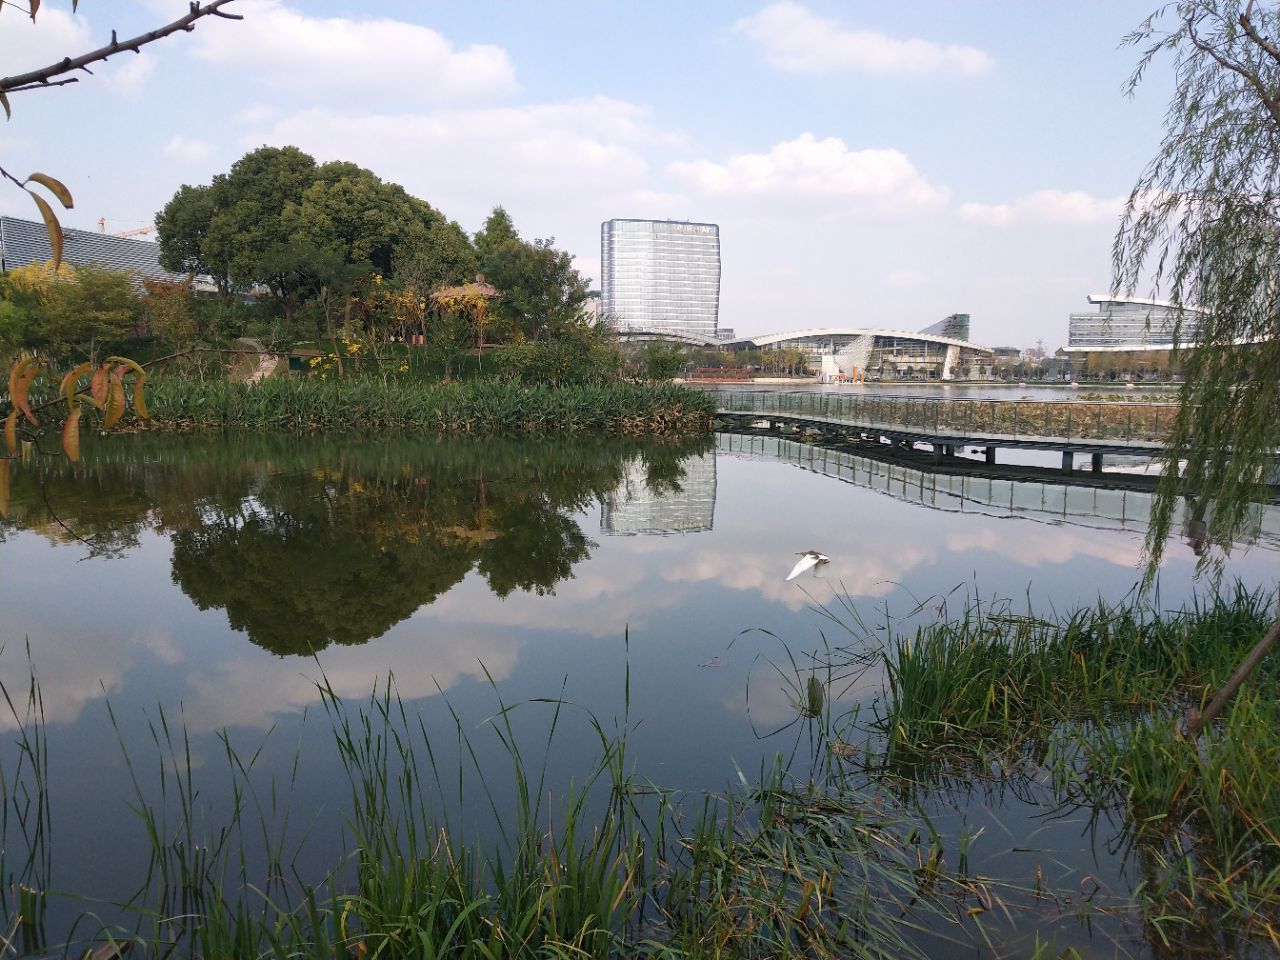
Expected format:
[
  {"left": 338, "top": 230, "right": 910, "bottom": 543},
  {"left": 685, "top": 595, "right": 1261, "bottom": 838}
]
[{"left": 140, "top": 377, "right": 714, "bottom": 437}]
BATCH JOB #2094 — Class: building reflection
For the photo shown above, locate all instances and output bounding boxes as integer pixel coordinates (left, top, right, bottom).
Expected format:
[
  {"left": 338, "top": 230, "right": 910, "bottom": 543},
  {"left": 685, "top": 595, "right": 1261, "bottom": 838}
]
[{"left": 600, "top": 452, "right": 717, "bottom": 536}]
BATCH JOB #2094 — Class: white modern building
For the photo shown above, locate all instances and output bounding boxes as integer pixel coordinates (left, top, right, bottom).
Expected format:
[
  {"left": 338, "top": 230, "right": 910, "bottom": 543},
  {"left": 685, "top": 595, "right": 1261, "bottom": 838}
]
[
  {"left": 726, "top": 318, "right": 995, "bottom": 381},
  {"left": 600, "top": 219, "right": 721, "bottom": 340},
  {"left": 1064, "top": 294, "right": 1205, "bottom": 353}
]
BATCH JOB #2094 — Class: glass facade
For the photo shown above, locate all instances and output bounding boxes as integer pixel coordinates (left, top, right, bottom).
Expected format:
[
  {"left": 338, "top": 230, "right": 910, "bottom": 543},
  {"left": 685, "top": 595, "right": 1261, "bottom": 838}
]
[
  {"left": 600, "top": 219, "right": 721, "bottom": 338},
  {"left": 1067, "top": 297, "right": 1203, "bottom": 349}
]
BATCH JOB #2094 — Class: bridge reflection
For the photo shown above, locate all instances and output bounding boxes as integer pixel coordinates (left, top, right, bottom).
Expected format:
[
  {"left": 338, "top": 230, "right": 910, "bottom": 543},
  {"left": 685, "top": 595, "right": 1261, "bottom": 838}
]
[{"left": 715, "top": 432, "right": 1280, "bottom": 549}]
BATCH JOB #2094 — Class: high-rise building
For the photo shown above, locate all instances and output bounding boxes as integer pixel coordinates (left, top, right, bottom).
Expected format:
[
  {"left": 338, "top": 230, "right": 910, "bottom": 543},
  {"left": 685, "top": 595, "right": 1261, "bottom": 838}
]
[{"left": 600, "top": 219, "right": 721, "bottom": 339}]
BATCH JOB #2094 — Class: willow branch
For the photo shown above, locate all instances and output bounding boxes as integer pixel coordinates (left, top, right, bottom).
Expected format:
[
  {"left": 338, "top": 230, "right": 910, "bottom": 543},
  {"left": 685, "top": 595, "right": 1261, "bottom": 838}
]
[
  {"left": 0, "top": 1, "right": 243, "bottom": 95},
  {"left": 1185, "top": 17, "right": 1280, "bottom": 128}
]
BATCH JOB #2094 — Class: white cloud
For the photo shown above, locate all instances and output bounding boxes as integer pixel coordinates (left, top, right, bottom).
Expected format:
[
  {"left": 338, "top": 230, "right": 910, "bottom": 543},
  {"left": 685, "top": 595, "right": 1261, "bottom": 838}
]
[
  {"left": 735, "top": 2, "right": 993, "bottom": 77},
  {"left": 162, "top": 135, "right": 214, "bottom": 165},
  {"left": 102, "top": 54, "right": 156, "bottom": 96},
  {"left": 250, "top": 96, "right": 677, "bottom": 228},
  {"left": 0, "top": 8, "right": 91, "bottom": 80},
  {"left": 193, "top": 0, "right": 517, "bottom": 102},
  {"left": 668, "top": 133, "right": 948, "bottom": 213},
  {"left": 959, "top": 189, "right": 1124, "bottom": 227}
]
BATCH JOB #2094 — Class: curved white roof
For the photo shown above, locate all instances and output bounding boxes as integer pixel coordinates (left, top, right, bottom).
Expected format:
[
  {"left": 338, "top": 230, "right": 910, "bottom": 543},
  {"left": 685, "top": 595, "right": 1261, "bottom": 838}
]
[
  {"left": 1087, "top": 294, "right": 1207, "bottom": 313},
  {"left": 728, "top": 327, "right": 992, "bottom": 353}
]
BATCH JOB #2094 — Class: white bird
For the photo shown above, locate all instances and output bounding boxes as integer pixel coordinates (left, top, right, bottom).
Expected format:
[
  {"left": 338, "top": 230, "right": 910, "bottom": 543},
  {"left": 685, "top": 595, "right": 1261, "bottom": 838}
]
[{"left": 786, "top": 550, "right": 830, "bottom": 581}]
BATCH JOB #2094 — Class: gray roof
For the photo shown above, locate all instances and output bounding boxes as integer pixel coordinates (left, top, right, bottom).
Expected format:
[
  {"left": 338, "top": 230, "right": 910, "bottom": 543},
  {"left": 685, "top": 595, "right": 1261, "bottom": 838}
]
[{"left": 0, "top": 215, "right": 190, "bottom": 282}]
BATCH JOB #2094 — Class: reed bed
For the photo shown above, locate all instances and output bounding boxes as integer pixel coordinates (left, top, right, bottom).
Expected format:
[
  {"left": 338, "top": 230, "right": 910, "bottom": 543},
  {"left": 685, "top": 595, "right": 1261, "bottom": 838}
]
[
  {"left": 0, "top": 672, "right": 966, "bottom": 960},
  {"left": 139, "top": 377, "right": 716, "bottom": 436},
  {"left": 823, "top": 584, "right": 1280, "bottom": 947}
]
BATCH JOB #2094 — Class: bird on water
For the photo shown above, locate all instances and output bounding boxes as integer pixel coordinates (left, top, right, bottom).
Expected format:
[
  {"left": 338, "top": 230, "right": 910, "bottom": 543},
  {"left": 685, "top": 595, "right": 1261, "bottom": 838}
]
[{"left": 786, "top": 550, "right": 830, "bottom": 581}]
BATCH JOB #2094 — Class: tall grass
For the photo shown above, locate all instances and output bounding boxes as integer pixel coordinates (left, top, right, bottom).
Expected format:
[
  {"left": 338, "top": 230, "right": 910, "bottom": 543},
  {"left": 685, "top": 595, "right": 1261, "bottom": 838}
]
[
  {"left": 868, "top": 585, "right": 1277, "bottom": 761},
  {"left": 140, "top": 377, "right": 715, "bottom": 436},
  {"left": 827, "top": 584, "right": 1280, "bottom": 948},
  {"left": 0, "top": 669, "right": 961, "bottom": 959}
]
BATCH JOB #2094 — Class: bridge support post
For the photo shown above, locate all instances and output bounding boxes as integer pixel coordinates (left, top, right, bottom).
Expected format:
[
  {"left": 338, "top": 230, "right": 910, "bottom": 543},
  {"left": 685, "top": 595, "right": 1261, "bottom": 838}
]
[
  {"left": 1061, "top": 451, "right": 1073, "bottom": 475},
  {"left": 985, "top": 446, "right": 996, "bottom": 465},
  {"left": 1091, "top": 452, "right": 1103, "bottom": 473}
]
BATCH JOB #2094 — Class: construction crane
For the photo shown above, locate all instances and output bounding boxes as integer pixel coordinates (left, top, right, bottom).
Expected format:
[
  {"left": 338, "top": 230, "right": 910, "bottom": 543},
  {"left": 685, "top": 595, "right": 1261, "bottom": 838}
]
[{"left": 97, "top": 218, "right": 156, "bottom": 238}]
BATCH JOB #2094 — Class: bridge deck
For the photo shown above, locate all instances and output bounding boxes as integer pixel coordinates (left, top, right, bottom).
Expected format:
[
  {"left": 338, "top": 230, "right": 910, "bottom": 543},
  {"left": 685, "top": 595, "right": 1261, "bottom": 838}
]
[{"left": 712, "top": 390, "right": 1180, "bottom": 470}]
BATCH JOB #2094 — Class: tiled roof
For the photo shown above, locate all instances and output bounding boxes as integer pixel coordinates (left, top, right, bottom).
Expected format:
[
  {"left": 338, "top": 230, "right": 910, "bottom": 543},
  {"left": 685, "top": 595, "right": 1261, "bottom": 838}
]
[{"left": 0, "top": 215, "right": 191, "bottom": 282}]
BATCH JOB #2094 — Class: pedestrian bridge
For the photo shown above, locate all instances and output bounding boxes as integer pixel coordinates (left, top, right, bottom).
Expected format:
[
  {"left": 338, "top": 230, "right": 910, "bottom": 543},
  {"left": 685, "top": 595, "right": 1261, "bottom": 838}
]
[{"left": 713, "top": 390, "right": 1180, "bottom": 475}]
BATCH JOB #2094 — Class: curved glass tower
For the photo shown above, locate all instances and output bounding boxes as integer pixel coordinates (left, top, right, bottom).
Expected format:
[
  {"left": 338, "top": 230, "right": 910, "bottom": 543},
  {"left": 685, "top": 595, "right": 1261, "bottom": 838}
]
[{"left": 600, "top": 219, "right": 721, "bottom": 339}]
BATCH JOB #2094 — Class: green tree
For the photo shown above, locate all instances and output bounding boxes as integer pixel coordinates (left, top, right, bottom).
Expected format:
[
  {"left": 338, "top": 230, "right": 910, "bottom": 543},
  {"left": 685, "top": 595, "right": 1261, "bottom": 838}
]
[
  {"left": 397, "top": 218, "right": 478, "bottom": 296},
  {"left": 3, "top": 261, "right": 142, "bottom": 357},
  {"left": 202, "top": 146, "right": 319, "bottom": 323},
  {"left": 475, "top": 205, "right": 519, "bottom": 265},
  {"left": 483, "top": 237, "right": 590, "bottom": 342},
  {"left": 155, "top": 183, "right": 232, "bottom": 298},
  {"left": 641, "top": 343, "right": 686, "bottom": 381},
  {"left": 1116, "top": 1, "right": 1280, "bottom": 732}
]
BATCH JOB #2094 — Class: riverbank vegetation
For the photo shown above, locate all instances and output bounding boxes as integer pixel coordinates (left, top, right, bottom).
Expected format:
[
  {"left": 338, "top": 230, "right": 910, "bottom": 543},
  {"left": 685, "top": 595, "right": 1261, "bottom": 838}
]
[{"left": 0, "top": 586, "right": 1276, "bottom": 957}]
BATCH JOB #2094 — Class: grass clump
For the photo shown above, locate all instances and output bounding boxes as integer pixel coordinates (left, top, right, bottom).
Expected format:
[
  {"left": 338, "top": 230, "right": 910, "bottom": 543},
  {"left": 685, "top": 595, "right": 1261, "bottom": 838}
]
[
  {"left": 871, "top": 585, "right": 1277, "bottom": 761},
  {"left": 140, "top": 377, "right": 715, "bottom": 436}
]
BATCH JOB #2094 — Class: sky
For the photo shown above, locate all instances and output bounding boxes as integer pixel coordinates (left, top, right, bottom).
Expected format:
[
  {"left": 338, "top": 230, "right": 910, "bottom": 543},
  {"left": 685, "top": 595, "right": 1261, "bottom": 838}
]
[{"left": 0, "top": 1, "right": 1179, "bottom": 348}]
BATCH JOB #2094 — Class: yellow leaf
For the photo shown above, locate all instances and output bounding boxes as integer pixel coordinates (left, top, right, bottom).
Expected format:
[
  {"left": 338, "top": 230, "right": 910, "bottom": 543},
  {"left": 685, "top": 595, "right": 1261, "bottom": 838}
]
[
  {"left": 61, "top": 405, "right": 82, "bottom": 462},
  {"left": 103, "top": 372, "right": 125, "bottom": 429},
  {"left": 3, "top": 410, "right": 16, "bottom": 456},
  {"left": 60, "top": 361, "right": 92, "bottom": 411},
  {"left": 9, "top": 356, "right": 38, "bottom": 425},
  {"left": 24, "top": 173, "right": 73, "bottom": 209},
  {"left": 89, "top": 364, "right": 109, "bottom": 409},
  {"left": 105, "top": 356, "right": 146, "bottom": 379},
  {"left": 27, "top": 190, "right": 63, "bottom": 270},
  {"left": 132, "top": 371, "right": 149, "bottom": 419}
]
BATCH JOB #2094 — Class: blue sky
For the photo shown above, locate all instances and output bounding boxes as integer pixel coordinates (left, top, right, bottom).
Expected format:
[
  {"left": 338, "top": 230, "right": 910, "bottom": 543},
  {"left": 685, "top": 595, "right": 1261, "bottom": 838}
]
[{"left": 0, "top": 1, "right": 1176, "bottom": 347}]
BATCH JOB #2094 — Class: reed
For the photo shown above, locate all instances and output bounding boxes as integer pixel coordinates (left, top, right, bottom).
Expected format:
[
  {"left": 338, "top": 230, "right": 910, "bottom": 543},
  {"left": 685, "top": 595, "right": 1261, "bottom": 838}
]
[{"left": 139, "top": 377, "right": 716, "bottom": 436}]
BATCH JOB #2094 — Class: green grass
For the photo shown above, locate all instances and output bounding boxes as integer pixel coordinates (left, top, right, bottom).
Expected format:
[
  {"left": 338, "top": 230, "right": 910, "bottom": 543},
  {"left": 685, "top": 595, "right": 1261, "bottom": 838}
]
[{"left": 139, "top": 377, "right": 715, "bottom": 436}]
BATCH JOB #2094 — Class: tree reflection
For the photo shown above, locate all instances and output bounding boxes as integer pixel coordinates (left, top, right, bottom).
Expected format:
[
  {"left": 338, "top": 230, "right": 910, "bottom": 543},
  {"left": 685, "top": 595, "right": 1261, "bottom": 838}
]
[{"left": 0, "top": 434, "right": 711, "bottom": 654}]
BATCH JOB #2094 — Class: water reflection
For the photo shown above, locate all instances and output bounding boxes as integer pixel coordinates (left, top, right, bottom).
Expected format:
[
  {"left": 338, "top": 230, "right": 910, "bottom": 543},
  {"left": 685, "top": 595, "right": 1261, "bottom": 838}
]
[
  {"left": 601, "top": 451, "right": 716, "bottom": 536},
  {"left": 2, "top": 435, "right": 712, "bottom": 654}
]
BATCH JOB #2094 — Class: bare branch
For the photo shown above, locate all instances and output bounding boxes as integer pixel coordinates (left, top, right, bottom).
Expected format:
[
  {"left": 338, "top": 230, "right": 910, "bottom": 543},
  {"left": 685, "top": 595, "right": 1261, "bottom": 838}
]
[{"left": 0, "top": 1, "right": 243, "bottom": 95}]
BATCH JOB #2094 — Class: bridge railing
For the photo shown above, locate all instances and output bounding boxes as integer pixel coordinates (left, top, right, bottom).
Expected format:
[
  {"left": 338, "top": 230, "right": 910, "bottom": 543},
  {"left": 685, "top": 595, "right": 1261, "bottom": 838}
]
[{"left": 713, "top": 391, "right": 1181, "bottom": 444}]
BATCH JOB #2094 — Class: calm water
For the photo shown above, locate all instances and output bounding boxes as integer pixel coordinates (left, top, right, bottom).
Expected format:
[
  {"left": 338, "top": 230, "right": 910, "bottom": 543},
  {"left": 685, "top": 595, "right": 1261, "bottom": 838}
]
[{"left": 0, "top": 432, "right": 1275, "bottom": 956}]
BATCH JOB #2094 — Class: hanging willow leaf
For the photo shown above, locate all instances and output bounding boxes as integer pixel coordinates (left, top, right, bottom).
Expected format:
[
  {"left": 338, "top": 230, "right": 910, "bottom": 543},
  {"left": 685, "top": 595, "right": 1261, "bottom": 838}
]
[
  {"left": 89, "top": 364, "right": 109, "bottom": 409},
  {"left": 3, "top": 410, "right": 16, "bottom": 456},
  {"left": 24, "top": 173, "right": 72, "bottom": 209},
  {"left": 0, "top": 459, "right": 8, "bottom": 520},
  {"left": 61, "top": 403, "right": 82, "bottom": 462},
  {"left": 0, "top": 92, "right": 10, "bottom": 122},
  {"left": 29, "top": 0, "right": 40, "bottom": 20},
  {"left": 60, "top": 361, "right": 92, "bottom": 411},
  {"left": 26, "top": 190, "right": 63, "bottom": 270},
  {"left": 102, "top": 371, "right": 125, "bottom": 429}
]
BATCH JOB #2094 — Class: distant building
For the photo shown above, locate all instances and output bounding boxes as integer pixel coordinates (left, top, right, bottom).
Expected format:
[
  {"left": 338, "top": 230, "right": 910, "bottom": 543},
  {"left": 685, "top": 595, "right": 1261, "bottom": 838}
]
[
  {"left": 0, "top": 215, "right": 191, "bottom": 284},
  {"left": 919, "top": 313, "right": 971, "bottom": 341},
  {"left": 1064, "top": 294, "right": 1204, "bottom": 352},
  {"left": 727, "top": 316, "right": 995, "bottom": 380},
  {"left": 600, "top": 219, "right": 721, "bottom": 340},
  {"left": 581, "top": 290, "right": 601, "bottom": 323}
]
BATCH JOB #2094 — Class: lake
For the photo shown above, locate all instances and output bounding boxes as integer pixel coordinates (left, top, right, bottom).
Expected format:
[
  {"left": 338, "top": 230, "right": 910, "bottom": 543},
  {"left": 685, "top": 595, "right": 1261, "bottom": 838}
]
[{"left": 0, "top": 430, "right": 1275, "bottom": 957}]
